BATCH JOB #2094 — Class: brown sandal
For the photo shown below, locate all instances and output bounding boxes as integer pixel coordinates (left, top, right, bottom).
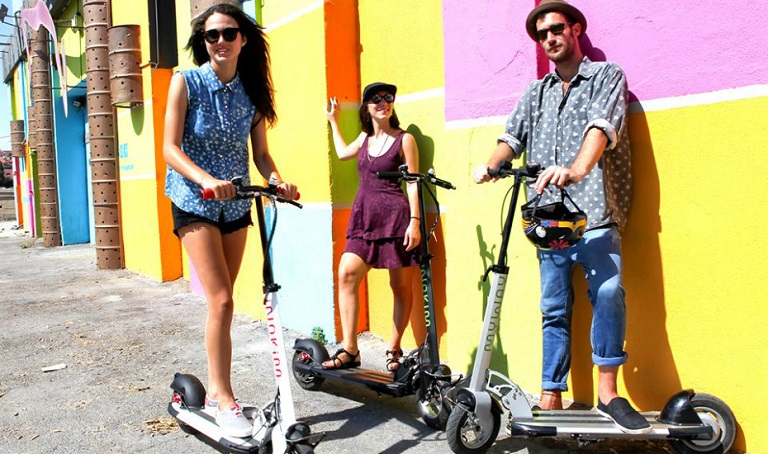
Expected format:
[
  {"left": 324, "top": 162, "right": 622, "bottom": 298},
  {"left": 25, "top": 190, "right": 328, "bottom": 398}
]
[
  {"left": 385, "top": 348, "right": 403, "bottom": 372},
  {"left": 322, "top": 348, "right": 360, "bottom": 370}
]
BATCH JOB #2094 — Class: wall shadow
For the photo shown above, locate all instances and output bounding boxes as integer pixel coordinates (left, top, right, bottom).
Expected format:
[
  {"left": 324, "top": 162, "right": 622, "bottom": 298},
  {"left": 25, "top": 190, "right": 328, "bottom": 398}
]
[
  {"left": 405, "top": 124, "right": 448, "bottom": 351},
  {"left": 569, "top": 100, "right": 682, "bottom": 409},
  {"left": 473, "top": 223, "right": 511, "bottom": 376},
  {"left": 130, "top": 105, "right": 145, "bottom": 135},
  {"left": 406, "top": 124, "right": 435, "bottom": 172}
]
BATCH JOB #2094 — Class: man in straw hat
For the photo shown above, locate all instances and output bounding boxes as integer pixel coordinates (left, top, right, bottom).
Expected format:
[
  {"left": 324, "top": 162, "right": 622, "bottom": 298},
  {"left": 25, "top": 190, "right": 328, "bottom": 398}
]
[{"left": 472, "top": 0, "right": 649, "bottom": 434}]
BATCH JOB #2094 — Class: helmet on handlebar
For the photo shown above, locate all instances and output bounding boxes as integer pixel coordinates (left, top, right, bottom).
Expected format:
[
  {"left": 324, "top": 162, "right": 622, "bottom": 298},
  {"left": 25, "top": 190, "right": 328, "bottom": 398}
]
[{"left": 521, "top": 189, "right": 587, "bottom": 250}]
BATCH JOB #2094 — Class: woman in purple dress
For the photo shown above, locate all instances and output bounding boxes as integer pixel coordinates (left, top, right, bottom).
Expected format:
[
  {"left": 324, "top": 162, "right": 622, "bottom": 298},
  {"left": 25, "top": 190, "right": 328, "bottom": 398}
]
[{"left": 322, "top": 82, "right": 421, "bottom": 372}]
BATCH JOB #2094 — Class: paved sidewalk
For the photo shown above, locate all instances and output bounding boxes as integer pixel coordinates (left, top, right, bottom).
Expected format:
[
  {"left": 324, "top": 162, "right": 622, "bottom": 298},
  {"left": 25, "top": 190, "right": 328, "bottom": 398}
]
[{"left": 0, "top": 229, "right": 674, "bottom": 454}]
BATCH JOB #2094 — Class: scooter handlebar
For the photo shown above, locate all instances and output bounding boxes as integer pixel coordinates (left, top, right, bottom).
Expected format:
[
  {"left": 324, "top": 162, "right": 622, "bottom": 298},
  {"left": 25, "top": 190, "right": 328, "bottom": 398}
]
[
  {"left": 375, "top": 171, "right": 404, "bottom": 180},
  {"left": 201, "top": 179, "right": 302, "bottom": 208},
  {"left": 488, "top": 161, "right": 542, "bottom": 179},
  {"left": 376, "top": 165, "right": 456, "bottom": 190}
]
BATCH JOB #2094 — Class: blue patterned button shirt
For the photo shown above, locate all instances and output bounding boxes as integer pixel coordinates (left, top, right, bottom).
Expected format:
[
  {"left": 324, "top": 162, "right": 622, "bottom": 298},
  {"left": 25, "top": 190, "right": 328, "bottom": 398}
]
[
  {"left": 498, "top": 57, "right": 631, "bottom": 231},
  {"left": 165, "top": 62, "right": 256, "bottom": 222}
]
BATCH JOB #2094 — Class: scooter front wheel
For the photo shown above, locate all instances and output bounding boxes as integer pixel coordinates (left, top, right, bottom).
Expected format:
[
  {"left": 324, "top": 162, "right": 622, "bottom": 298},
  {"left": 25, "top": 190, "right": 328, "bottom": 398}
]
[
  {"left": 668, "top": 393, "right": 736, "bottom": 454},
  {"left": 417, "top": 378, "right": 451, "bottom": 430},
  {"left": 292, "top": 350, "right": 325, "bottom": 391},
  {"left": 446, "top": 402, "right": 500, "bottom": 454},
  {"left": 417, "top": 364, "right": 452, "bottom": 430}
]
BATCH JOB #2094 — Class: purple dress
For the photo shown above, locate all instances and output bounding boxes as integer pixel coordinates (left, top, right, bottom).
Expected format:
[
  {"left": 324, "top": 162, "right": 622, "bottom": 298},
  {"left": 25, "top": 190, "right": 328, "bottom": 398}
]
[{"left": 344, "top": 131, "right": 419, "bottom": 269}]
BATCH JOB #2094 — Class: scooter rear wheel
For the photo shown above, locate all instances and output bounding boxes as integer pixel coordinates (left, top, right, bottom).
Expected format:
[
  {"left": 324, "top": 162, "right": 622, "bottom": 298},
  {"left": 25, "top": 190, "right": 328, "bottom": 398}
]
[
  {"left": 668, "top": 393, "right": 736, "bottom": 454},
  {"left": 446, "top": 402, "right": 500, "bottom": 454},
  {"left": 292, "top": 350, "right": 325, "bottom": 391}
]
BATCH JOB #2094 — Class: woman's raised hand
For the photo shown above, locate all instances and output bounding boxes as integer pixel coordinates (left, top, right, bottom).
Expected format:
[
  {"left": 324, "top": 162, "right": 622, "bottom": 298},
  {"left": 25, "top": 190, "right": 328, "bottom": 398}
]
[{"left": 325, "top": 97, "right": 339, "bottom": 123}]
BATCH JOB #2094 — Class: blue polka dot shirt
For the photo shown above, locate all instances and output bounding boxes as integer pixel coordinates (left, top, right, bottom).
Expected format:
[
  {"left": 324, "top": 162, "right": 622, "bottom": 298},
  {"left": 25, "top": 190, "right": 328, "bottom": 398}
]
[
  {"left": 498, "top": 57, "right": 631, "bottom": 231},
  {"left": 165, "top": 62, "right": 256, "bottom": 222}
]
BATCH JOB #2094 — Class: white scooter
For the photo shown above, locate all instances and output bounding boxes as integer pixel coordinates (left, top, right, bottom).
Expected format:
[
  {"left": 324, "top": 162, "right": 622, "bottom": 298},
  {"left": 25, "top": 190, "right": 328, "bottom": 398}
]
[
  {"left": 168, "top": 178, "right": 324, "bottom": 453},
  {"left": 445, "top": 162, "right": 737, "bottom": 454}
]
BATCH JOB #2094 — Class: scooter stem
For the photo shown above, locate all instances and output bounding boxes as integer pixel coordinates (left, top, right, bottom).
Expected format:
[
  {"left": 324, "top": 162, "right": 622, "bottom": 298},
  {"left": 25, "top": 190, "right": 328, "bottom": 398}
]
[{"left": 255, "top": 196, "right": 297, "bottom": 452}]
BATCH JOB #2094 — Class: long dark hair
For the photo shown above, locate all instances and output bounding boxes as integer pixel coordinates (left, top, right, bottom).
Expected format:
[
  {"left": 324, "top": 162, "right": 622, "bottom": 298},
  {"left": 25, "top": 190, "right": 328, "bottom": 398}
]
[
  {"left": 186, "top": 4, "right": 277, "bottom": 126},
  {"left": 358, "top": 104, "right": 400, "bottom": 135}
]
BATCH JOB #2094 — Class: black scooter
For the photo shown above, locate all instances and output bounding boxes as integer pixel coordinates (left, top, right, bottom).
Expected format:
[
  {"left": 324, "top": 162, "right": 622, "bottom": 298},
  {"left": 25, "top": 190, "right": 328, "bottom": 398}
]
[
  {"left": 292, "top": 165, "right": 458, "bottom": 429},
  {"left": 445, "top": 162, "right": 737, "bottom": 454},
  {"left": 168, "top": 178, "right": 324, "bottom": 453}
]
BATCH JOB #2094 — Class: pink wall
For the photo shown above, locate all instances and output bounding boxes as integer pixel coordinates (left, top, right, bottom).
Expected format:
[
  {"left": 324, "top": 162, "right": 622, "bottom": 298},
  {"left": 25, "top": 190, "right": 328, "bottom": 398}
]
[{"left": 443, "top": 0, "right": 768, "bottom": 121}]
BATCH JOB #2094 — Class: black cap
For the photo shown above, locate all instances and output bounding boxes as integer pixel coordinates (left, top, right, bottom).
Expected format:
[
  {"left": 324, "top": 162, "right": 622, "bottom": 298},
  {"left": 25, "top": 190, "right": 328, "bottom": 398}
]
[{"left": 362, "top": 82, "right": 397, "bottom": 102}]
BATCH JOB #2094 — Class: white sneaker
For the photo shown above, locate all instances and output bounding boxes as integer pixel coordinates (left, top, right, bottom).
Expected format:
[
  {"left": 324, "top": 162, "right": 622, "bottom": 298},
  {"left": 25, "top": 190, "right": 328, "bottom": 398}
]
[
  {"left": 204, "top": 394, "right": 219, "bottom": 415},
  {"left": 215, "top": 403, "right": 252, "bottom": 438},
  {"left": 206, "top": 395, "right": 255, "bottom": 417}
]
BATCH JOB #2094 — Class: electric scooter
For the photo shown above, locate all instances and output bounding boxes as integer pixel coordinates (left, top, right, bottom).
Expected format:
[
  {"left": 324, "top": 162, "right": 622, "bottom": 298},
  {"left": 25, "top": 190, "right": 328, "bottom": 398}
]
[
  {"left": 445, "top": 162, "right": 737, "bottom": 454},
  {"left": 292, "top": 165, "right": 458, "bottom": 429},
  {"left": 169, "top": 178, "right": 324, "bottom": 453}
]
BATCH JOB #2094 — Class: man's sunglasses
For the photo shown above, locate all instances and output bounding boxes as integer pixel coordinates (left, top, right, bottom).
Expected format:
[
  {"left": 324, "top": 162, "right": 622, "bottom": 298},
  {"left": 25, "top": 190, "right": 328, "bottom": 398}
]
[
  {"left": 203, "top": 27, "right": 240, "bottom": 44},
  {"left": 535, "top": 23, "right": 569, "bottom": 42},
  {"left": 369, "top": 93, "right": 395, "bottom": 104}
]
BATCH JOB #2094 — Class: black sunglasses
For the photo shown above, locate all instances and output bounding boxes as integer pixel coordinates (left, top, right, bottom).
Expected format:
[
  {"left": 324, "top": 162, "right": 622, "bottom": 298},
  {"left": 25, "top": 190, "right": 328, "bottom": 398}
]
[
  {"left": 203, "top": 27, "right": 240, "bottom": 44},
  {"left": 369, "top": 93, "right": 395, "bottom": 104},
  {"left": 535, "top": 23, "right": 569, "bottom": 42}
]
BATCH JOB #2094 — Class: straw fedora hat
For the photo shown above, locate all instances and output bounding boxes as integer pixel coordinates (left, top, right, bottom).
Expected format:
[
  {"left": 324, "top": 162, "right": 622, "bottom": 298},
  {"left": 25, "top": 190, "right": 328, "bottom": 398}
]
[{"left": 525, "top": 0, "right": 587, "bottom": 41}]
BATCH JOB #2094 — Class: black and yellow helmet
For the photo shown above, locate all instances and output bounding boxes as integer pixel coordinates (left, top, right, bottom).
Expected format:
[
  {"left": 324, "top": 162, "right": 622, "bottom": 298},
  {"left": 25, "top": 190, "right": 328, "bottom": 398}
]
[{"left": 521, "top": 190, "right": 587, "bottom": 250}]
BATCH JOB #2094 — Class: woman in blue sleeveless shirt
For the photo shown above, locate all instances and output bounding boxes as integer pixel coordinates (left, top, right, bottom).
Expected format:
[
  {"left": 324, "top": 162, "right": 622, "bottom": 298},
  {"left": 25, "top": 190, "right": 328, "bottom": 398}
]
[{"left": 163, "top": 4, "right": 297, "bottom": 437}]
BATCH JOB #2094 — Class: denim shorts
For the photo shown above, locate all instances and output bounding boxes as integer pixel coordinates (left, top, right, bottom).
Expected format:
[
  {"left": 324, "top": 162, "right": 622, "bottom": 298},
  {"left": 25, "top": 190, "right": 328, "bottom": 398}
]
[{"left": 171, "top": 203, "right": 252, "bottom": 237}]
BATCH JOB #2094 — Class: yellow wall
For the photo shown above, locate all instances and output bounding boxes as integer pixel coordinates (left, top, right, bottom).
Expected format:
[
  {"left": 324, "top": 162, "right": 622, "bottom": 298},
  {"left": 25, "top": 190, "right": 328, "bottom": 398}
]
[
  {"left": 422, "top": 97, "right": 768, "bottom": 452},
  {"left": 111, "top": 2, "right": 182, "bottom": 281},
  {"left": 359, "top": 0, "right": 452, "bottom": 356},
  {"left": 233, "top": 2, "right": 332, "bottom": 320}
]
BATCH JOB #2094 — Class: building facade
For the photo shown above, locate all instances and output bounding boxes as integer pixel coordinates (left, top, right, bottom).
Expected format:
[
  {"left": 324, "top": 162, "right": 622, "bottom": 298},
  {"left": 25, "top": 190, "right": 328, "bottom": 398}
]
[{"left": 2, "top": 1, "right": 766, "bottom": 451}]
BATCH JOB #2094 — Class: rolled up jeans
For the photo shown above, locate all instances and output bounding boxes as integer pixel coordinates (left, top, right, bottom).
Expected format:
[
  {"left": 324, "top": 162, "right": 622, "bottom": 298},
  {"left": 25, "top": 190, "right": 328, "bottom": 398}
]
[{"left": 537, "top": 226, "right": 627, "bottom": 391}]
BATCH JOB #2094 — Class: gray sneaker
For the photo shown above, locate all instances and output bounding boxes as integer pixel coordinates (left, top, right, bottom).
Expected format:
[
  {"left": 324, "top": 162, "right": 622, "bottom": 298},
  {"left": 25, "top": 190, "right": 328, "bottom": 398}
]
[
  {"left": 596, "top": 397, "right": 652, "bottom": 434},
  {"left": 215, "top": 403, "right": 252, "bottom": 438}
]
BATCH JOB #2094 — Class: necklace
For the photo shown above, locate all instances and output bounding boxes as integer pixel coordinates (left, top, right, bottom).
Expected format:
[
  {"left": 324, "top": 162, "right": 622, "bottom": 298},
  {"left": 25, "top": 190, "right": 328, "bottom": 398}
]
[{"left": 367, "top": 134, "right": 390, "bottom": 162}]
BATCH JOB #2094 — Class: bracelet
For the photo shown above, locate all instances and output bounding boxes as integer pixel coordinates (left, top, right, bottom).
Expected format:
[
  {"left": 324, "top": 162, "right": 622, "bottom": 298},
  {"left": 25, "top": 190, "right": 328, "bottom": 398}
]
[{"left": 410, "top": 216, "right": 421, "bottom": 221}]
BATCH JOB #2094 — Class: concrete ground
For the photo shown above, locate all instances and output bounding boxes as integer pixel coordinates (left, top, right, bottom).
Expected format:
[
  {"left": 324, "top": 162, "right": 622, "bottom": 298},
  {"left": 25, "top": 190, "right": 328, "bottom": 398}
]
[{"left": 0, "top": 193, "right": 678, "bottom": 453}]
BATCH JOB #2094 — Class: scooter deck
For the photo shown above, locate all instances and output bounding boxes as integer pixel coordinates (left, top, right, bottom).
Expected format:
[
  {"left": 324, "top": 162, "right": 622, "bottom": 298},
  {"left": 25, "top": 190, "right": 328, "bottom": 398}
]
[
  {"left": 295, "top": 362, "right": 412, "bottom": 397},
  {"left": 509, "top": 408, "right": 714, "bottom": 440},
  {"left": 168, "top": 402, "right": 265, "bottom": 454}
]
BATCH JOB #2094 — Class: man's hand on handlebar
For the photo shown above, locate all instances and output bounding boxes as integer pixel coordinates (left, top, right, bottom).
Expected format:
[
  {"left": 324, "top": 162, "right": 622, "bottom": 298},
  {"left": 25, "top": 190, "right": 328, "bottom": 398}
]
[
  {"left": 471, "top": 163, "right": 495, "bottom": 184},
  {"left": 534, "top": 165, "right": 573, "bottom": 194}
]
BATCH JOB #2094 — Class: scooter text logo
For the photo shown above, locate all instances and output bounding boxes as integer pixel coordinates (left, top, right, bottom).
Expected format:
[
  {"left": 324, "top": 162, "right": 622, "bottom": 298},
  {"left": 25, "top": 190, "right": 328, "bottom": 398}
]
[
  {"left": 265, "top": 297, "right": 282, "bottom": 377},
  {"left": 484, "top": 275, "right": 506, "bottom": 351},
  {"left": 421, "top": 267, "right": 431, "bottom": 328}
]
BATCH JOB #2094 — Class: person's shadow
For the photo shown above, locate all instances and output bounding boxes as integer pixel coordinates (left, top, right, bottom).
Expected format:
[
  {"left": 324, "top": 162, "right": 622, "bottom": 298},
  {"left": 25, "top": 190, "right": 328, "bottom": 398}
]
[{"left": 404, "top": 124, "right": 450, "bottom": 353}]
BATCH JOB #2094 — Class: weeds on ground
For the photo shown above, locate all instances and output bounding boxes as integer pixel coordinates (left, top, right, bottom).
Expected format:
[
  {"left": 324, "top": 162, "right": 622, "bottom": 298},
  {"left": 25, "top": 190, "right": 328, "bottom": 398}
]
[{"left": 19, "top": 238, "right": 37, "bottom": 248}]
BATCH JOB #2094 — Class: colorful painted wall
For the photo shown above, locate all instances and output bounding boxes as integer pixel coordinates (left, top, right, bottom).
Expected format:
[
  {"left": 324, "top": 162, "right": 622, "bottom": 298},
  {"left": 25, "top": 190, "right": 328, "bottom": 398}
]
[
  {"left": 255, "top": 0, "right": 335, "bottom": 335},
  {"left": 4, "top": 0, "right": 764, "bottom": 451},
  {"left": 110, "top": 1, "right": 182, "bottom": 281}
]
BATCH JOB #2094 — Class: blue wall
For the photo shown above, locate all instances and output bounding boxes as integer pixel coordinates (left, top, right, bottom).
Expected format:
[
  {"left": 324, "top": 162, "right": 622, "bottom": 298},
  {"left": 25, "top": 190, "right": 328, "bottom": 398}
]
[{"left": 53, "top": 78, "right": 89, "bottom": 245}]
